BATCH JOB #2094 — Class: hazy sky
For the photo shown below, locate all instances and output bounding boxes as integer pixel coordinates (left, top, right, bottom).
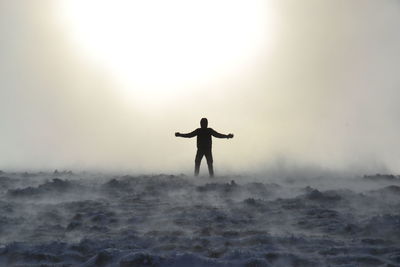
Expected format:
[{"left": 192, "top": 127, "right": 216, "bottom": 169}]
[{"left": 1, "top": 0, "right": 400, "bottom": 174}]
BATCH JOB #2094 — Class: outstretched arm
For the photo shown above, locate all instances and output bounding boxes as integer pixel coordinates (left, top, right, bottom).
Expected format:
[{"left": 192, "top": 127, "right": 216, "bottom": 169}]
[
  {"left": 211, "top": 129, "right": 234, "bottom": 139},
  {"left": 175, "top": 129, "right": 198, "bottom": 138}
]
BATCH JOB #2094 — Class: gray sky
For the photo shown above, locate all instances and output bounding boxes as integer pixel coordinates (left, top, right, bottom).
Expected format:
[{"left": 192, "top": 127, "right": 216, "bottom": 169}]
[{"left": 1, "top": 0, "right": 400, "bottom": 174}]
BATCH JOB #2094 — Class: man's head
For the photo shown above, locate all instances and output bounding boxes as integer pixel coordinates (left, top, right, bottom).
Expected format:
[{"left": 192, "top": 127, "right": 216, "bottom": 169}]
[{"left": 200, "top": 118, "right": 208, "bottom": 128}]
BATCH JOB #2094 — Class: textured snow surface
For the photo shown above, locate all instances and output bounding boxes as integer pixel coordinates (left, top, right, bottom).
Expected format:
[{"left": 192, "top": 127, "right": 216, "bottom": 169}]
[{"left": 0, "top": 171, "right": 399, "bottom": 266}]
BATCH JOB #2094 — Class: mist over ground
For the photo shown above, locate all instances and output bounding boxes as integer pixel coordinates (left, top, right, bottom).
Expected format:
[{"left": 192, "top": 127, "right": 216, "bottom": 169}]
[
  {"left": 1, "top": 1, "right": 400, "bottom": 266},
  {"left": 0, "top": 0, "right": 400, "bottom": 267},
  {"left": 0, "top": 171, "right": 399, "bottom": 266},
  {"left": 1, "top": 0, "right": 400, "bottom": 173}
]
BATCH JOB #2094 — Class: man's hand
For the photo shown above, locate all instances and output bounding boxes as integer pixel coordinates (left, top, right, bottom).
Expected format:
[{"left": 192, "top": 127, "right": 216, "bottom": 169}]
[
  {"left": 175, "top": 132, "right": 181, "bottom": 137},
  {"left": 227, "top": 133, "right": 234, "bottom": 139}
]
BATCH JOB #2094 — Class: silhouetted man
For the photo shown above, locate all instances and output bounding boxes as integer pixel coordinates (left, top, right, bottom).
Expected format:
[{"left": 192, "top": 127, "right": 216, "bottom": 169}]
[{"left": 175, "top": 118, "right": 233, "bottom": 177}]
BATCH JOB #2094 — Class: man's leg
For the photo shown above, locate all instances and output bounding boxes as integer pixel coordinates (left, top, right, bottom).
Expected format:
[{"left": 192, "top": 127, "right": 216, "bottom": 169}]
[
  {"left": 194, "top": 150, "right": 204, "bottom": 176},
  {"left": 205, "top": 150, "right": 214, "bottom": 177}
]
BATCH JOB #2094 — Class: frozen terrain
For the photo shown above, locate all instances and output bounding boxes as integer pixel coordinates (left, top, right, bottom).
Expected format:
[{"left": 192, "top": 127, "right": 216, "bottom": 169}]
[{"left": 0, "top": 170, "right": 399, "bottom": 266}]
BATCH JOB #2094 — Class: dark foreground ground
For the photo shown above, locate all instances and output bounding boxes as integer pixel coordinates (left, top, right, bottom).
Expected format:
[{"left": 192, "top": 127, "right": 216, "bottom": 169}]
[{"left": 0, "top": 171, "right": 399, "bottom": 266}]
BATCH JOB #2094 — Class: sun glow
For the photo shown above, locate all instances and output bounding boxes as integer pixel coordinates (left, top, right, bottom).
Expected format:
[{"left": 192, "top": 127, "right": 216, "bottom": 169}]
[{"left": 57, "top": 0, "right": 275, "bottom": 101}]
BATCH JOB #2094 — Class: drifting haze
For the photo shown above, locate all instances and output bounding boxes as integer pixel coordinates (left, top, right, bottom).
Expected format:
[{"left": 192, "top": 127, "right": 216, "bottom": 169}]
[{"left": 0, "top": 0, "right": 399, "bottom": 174}]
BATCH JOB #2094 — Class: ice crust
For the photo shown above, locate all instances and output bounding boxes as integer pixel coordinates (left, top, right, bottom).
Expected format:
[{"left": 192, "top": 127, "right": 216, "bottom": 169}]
[{"left": 0, "top": 172, "right": 399, "bottom": 266}]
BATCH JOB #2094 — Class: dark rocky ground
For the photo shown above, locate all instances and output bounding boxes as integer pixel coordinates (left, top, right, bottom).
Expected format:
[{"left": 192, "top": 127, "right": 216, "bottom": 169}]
[{"left": 0, "top": 171, "right": 399, "bottom": 266}]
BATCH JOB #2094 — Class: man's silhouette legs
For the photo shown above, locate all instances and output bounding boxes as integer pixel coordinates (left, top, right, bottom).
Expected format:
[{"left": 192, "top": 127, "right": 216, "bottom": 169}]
[
  {"left": 195, "top": 149, "right": 214, "bottom": 177},
  {"left": 205, "top": 150, "right": 214, "bottom": 177}
]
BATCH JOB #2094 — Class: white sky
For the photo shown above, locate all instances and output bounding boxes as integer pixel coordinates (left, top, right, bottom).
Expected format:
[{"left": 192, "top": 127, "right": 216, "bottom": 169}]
[{"left": 1, "top": 0, "right": 400, "bottom": 174}]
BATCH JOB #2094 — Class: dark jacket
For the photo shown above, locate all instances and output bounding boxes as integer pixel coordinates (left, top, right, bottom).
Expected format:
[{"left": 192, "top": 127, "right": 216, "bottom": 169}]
[{"left": 179, "top": 128, "right": 229, "bottom": 150}]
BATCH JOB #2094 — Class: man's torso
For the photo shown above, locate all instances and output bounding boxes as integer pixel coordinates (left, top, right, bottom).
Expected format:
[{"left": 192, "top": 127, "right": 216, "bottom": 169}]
[{"left": 196, "top": 128, "right": 213, "bottom": 150}]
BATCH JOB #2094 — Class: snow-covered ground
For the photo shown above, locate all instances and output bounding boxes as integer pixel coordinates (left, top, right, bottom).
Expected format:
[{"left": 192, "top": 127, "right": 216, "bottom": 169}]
[{"left": 0, "top": 171, "right": 399, "bottom": 266}]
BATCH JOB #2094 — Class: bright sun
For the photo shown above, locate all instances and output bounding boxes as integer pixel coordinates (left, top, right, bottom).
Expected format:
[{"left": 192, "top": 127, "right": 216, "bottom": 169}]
[{"left": 57, "top": 0, "right": 275, "bottom": 102}]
